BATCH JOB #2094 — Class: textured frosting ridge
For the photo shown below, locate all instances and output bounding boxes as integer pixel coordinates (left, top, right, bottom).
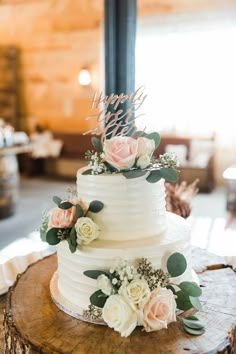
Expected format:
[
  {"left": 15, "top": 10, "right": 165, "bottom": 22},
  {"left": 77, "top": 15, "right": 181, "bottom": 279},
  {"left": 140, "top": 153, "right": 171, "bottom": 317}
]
[
  {"left": 57, "top": 212, "right": 193, "bottom": 314},
  {"left": 76, "top": 168, "right": 167, "bottom": 241}
]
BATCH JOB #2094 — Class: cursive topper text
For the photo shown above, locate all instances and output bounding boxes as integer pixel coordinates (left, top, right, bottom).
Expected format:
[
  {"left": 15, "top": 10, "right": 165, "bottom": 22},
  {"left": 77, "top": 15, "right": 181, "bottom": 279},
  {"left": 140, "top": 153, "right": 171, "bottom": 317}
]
[{"left": 83, "top": 86, "right": 147, "bottom": 140}]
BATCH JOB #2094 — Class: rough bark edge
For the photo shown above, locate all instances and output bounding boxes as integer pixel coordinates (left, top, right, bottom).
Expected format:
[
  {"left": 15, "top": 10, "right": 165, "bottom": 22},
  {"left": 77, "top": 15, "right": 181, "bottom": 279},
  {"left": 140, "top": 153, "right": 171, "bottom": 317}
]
[{"left": 3, "top": 255, "right": 54, "bottom": 354}]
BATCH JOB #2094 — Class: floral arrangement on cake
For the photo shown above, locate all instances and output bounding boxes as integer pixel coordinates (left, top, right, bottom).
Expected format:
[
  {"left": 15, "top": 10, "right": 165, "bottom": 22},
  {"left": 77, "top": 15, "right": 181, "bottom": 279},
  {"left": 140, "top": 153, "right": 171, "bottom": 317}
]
[
  {"left": 83, "top": 253, "right": 205, "bottom": 337},
  {"left": 40, "top": 194, "right": 103, "bottom": 253},
  {"left": 84, "top": 131, "right": 179, "bottom": 184}
]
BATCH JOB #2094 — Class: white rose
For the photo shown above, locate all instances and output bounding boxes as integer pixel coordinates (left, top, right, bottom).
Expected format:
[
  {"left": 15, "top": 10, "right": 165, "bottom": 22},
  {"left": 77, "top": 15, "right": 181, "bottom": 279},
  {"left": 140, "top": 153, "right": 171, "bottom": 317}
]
[
  {"left": 75, "top": 217, "right": 100, "bottom": 245},
  {"left": 102, "top": 295, "right": 138, "bottom": 337},
  {"left": 137, "top": 137, "right": 155, "bottom": 157},
  {"left": 119, "top": 279, "right": 150, "bottom": 309},
  {"left": 97, "top": 274, "right": 113, "bottom": 296},
  {"left": 136, "top": 154, "right": 151, "bottom": 169}
]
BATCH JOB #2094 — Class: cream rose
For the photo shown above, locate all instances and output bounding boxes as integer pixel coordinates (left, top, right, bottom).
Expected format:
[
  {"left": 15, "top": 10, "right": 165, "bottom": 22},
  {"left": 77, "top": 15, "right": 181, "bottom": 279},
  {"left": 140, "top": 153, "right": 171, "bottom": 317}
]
[
  {"left": 48, "top": 205, "right": 77, "bottom": 229},
  {"left": 142, "top": 288, "right": 176, "bottom": 332},
  {"left": 137, "top": 137, "right": 155, "bottom": 157},
  {"left": 103, "top": 136, "right": 138, "bottom": 170},
  {"left": 75, "top": 217, "right": 100, "bottom": 245},
  {"left": 102, "top": 295, "right": 138, "bottom": 337},
  {"left": 97, "top": 274, "right": 113, "bottom": 296},
  {"left": 119, "top": 279, "right": 150, "bottom": 310},
  {"left": 136, "top": 154, "right": 151, "bottom": 169}
]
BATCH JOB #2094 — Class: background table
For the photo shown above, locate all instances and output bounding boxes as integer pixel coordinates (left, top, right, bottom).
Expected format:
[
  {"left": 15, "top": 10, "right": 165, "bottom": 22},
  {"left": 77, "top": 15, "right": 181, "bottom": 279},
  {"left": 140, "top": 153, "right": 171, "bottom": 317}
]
[
  {"left": 0, "top": 144, "right": 32, "bottom": 219},
  {"left": 2, "top": 250, "right": 236, "bottom": 354}
]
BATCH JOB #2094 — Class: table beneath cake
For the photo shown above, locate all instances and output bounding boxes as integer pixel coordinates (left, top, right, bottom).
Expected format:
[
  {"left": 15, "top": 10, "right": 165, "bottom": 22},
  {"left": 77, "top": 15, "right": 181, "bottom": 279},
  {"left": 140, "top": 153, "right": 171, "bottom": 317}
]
[{"left": 3, "top": 249, "right": 236, "bottom": 354}]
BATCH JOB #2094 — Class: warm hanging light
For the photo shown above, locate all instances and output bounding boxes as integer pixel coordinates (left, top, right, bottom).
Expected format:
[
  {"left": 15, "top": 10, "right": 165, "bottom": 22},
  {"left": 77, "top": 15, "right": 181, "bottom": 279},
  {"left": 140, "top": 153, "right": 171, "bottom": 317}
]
[{"left": 78, "top": 69, "right": 92, "bottom": 86}]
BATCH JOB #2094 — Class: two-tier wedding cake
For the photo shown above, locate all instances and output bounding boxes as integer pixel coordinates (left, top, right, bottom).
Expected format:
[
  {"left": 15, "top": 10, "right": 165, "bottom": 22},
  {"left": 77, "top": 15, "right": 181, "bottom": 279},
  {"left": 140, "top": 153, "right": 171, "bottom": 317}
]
[
  {"left": 40, "top": 89, "right": 202, "bottom": 337},
  {"left": 56, "top": 170, "right": 193, "bottom": 316}
]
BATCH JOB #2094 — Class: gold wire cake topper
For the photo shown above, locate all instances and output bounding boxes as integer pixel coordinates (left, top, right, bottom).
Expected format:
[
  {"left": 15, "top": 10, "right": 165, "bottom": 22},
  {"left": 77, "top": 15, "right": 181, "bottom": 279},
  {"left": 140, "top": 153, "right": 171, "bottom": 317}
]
[{"left": 84, "top": 85, "right": 147, "bottom": 140}]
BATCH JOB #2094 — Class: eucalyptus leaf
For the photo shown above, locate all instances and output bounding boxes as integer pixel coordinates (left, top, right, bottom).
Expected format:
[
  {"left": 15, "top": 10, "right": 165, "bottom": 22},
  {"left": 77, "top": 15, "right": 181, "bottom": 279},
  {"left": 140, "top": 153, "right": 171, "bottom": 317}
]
[
  {"left": 53, "top": 196, "right": 62, "bottom": 205},
  {"left": 76, "top": 204, "right": 84, "bottom": 218},
  {"left": 167, "top": 252, "right": 187, "bottom": 277},
  {"left": 91, "top": 137, "right": 103, "bottom": 153},
  {"left": 103, "top": 161, "right": 119, "bottom": 173},
  {"left": 159, "top": 168, "right": 178, "bottom": 183},
  {"left": 89, "top": 200, "right": 104, "bottom": 213},
  {"left": 133, "top": 130, "right": 147, "bottom": 138},
  {"left": 84, "top": 270, "right": 110, "bottom": 279},
  {"left": 59, "top": 201, "right": 73, "bottom": 210},
  {"left": 166, "top": 284, "right": 176, "bottom": 294},
  {"left": 184, "top": 315, "right": 199, "bottom": 321},
  {"left": 190, "top": 296, "right": 202, "bottom": 310},
  {"left": 123, "top": 170, "right": 147, "bottom": 179},
  {"left": 183, "top": 325, "right": 205, "bottom": 336},
  {"left": 175, "top": 290, "right": 192, "bottom": 311},
  {"left": 179, "top": 282, "right": 202, "bottom": 297},
  {"left": 82, "top": 169, "right": 93, "bottom": 175},
  {"left": 46, "top": 228, "right": 61, "bottom": 245},
  {"left": 40, "top": 225, "right": 47, "bottom": 242},
  {"left": 90, "top": 290, "right": 108, "bottom": 308},
  {"left": 146, "top": 170, "right": 162, "bottom": 183},
  {"left": 70, "top": 227, "right": 77, "bottom": 246},
  {"left": 146, "top": 132, "right": 160, "bottom": 149},
  {"left": 67, "top": 238, "right": 77, "bottom": 253},
  {"left": 183, "top": 319, "right": 205, "bottom": 330}
]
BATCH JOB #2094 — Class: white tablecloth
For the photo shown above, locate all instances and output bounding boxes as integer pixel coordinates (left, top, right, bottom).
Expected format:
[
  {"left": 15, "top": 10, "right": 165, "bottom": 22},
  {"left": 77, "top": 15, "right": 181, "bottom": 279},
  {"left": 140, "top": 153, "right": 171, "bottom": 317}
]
[{"left": 0, "top": 232, "right": 55, "bottom": 295}]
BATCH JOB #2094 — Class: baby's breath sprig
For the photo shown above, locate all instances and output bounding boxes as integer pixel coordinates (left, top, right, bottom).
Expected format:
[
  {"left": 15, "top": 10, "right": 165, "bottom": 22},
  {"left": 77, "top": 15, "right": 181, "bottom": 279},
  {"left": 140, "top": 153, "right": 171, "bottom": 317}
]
[
  {"left": 85, "top": 150, "right": 106, "bottom": 175},
  {"left": 66, "top": 186, "right": 77, "bottom": 199},
  {"left": 41, "top": 210, "right": 49, "bottom": 224},
  {"left": 137, "top": 258, "right": 170, "bottom": 290},
  {"left": 153, "top": 152, "right": 179, "bottom": 170},
  {"left": 83, "top": 304, "right": 103, "bottom": 321},
  {"left": 85, "top": 150, "right": 95, "bottom": 161},
  {"left": 40, "top": 210, "right": 49, "bottom": 239},
  {"left": 109, "top": 259, "right": 140, "bottom": 289}
]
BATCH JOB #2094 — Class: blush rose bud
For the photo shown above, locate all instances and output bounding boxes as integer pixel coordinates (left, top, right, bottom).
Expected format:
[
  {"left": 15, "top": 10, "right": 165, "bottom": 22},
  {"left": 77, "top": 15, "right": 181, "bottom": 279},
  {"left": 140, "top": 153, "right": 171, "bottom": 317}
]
[
  {"left": 136, "top": 154, "right": 151, "bottom": 169},
  {"left": 97, "top": 274, "right": 113, "bottom": 296}
]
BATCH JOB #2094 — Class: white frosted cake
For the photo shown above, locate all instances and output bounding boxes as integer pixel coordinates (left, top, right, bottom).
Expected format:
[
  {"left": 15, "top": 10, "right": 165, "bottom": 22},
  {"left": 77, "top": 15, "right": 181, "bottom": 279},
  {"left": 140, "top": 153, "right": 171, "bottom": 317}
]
[
  {"left": 42, "top": 132, "right": 202, "bottom": 337},
  {"left": 56, "top": 169, "right": 193, "bottom": 317}
]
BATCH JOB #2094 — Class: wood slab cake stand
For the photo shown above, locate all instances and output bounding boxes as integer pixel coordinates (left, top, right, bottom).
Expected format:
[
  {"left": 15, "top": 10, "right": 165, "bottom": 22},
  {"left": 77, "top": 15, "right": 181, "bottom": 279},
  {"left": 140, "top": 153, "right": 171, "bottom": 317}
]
[{"left": 3, "top": 251, "right": 236, "bottom": 354}]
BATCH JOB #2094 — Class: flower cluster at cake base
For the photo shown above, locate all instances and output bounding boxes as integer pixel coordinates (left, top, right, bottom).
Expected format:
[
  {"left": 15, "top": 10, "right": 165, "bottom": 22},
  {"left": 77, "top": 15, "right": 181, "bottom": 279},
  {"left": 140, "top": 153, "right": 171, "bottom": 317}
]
[
  {"left": 84, "top": 132, "right": 179, "bottom": 184},
  {"left": 40, "top": 194, "right": 103, "bottom": 253},
  {"left": 83, "top": 253, "right": 204, "bottom": 337}
]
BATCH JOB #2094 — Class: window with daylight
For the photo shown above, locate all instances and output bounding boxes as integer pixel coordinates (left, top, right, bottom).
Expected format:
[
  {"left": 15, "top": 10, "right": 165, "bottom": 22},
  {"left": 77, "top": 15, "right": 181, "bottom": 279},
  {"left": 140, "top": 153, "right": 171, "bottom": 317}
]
[{"left": 135, "top": 9, "right": 236, "bottom": 140}]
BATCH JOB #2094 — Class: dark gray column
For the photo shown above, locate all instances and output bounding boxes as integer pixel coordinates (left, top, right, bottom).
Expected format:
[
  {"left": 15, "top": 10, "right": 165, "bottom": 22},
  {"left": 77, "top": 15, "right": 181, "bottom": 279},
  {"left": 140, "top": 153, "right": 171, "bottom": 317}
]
[{"left": 104, "top": 0, "right": 137, "bottom": 137}]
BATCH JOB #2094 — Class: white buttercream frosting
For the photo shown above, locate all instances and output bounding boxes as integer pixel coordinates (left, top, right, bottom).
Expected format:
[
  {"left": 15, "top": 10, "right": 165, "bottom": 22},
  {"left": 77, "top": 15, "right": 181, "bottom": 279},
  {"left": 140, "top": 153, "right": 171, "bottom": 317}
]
[
  {"left": 57, "top": 212, "right": 193, "bottom": 314},
  {"left": 76, "top": 168, "right": 167, "bottom": 241}
]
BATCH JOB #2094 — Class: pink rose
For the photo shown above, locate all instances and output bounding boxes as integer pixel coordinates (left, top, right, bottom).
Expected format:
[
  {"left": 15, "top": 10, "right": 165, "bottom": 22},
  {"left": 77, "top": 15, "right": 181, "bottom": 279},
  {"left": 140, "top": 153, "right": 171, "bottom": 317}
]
[
  {"left": 48, "top": 204, "right": 77, "bottom": 229},
  {"left": 142, "top": 288, "right": 176, "bottom": 332},
  {"left": 103, "top": 136, "right": 138, "bottom": 170},
  {"left": 137, "top": 137, "right": 155, "bottom": 157}
]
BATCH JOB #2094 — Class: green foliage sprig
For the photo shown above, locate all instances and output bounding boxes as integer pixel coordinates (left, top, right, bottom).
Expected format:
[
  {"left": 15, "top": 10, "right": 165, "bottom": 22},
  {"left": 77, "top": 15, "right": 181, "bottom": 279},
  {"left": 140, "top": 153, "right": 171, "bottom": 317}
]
[
  {"left": 83, "top": 132, "right": 179, "bottom": 183},
  {"left": 83, "top": 252, "right": 204, "bottom": 336},
  {"left": 40, "top": 196, "right": 104, "bottom": 253},
  {"left": 182, "top": 316, "right": 205, "bottom": 335}
]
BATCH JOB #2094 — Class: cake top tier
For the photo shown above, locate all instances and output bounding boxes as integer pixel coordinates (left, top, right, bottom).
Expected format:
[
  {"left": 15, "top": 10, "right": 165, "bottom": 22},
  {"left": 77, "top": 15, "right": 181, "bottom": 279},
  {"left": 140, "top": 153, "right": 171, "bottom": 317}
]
[{"left": 77, "top": 168, "right": 167, "bottom": 241}]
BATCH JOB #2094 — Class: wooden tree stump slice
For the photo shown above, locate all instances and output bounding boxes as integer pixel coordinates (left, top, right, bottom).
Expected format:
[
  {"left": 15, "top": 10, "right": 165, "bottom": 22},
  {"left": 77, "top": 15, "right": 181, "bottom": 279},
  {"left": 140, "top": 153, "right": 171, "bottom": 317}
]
[{"left": 3, "top": 253, "right": 236, "bottom": 354}]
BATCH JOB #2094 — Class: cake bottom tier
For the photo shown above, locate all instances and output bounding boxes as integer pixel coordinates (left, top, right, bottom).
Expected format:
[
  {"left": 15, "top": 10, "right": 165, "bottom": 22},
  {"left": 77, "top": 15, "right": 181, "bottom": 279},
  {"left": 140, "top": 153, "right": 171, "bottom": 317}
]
[{"left": 54, "top": 212, "right": 193, "bottom": 317}]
